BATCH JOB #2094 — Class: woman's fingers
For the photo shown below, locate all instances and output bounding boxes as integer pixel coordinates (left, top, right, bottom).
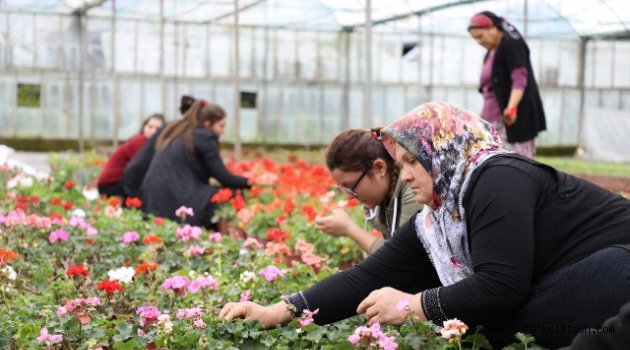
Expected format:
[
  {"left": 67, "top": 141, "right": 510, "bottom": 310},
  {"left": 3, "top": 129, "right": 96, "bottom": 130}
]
[{"left": 219, "top": 302, "right": 249, "bottom": 320}]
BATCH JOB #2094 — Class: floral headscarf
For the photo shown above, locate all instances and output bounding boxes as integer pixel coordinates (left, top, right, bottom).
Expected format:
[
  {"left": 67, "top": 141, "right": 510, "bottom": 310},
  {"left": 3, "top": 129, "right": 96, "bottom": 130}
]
[{"left": 380, "top": 101, "right": 508, "bottom": 286}]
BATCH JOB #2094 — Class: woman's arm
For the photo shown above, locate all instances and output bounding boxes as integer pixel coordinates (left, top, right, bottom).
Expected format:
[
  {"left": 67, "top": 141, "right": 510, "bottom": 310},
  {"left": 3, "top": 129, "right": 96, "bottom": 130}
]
[
  {"left": 436, "top": 165, "right": 540, "bottom": 326},
  {"left": 303, "top": 217, "right": 440, "bottom": 325},
  {"left": 194, "top": 129, "right": 249, "bottom": 189}
]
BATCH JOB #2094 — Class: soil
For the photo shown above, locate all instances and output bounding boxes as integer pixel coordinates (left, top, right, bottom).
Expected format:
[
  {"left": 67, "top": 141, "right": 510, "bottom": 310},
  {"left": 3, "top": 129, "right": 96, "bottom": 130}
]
[{"left": 573, "top": 174, "right": 630, "bottom": 196}]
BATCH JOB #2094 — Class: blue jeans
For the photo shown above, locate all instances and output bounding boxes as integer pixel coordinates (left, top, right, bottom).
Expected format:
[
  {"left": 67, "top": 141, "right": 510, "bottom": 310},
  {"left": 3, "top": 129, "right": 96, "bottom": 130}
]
[{"left": 486, "top": 245, "right": 630, "bottom": 349}]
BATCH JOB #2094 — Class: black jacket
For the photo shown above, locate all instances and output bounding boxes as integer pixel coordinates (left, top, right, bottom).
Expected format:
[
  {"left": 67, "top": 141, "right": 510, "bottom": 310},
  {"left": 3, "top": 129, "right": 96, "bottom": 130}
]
[
  {"left": 486, "top": 34, "right": 547, "bottom": 143},
  {"left": 122, "top": 125, "right": 166, "bottom": 194},
  {"left": 140, "top": 127, "right": 249, "bottom": 227}
]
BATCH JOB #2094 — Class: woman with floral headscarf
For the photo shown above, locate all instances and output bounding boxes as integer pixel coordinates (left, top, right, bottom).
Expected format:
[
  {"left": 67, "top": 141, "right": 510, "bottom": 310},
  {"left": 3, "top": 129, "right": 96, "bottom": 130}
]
[{"left": 219, "top": 102, "right": 630, "bottom": 348}]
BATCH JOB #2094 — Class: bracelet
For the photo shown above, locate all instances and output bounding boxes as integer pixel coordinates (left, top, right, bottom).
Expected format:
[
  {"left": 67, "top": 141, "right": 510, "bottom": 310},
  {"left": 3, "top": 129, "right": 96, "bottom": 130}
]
[
  {"left": 282, "top": 291, "right": 310, "bottom": 318},
  {"left": 421, "top": 287, "right": 448, "bottom": 325}
]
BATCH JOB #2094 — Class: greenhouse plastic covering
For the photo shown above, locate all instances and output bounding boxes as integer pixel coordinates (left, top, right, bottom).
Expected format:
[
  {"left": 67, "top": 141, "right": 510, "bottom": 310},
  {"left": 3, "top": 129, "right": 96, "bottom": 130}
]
[{"left": 1, "top": 0, "right": 630, "bottom": 37}]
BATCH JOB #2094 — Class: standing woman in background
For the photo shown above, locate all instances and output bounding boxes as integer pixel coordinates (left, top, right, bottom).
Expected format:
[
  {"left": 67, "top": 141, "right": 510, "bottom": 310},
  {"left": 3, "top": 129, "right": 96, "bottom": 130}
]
[
  {"left": 96, "top": 113, "right": 164, "bottom": 200},
  {"left": 315, "top": 129, "right": 421, "bottom": 254},
  {"left": 140, "top": 100, "right": 249, "bottom": 228},
  {"left": 468, "top": 11, "right": 546, "bottom": 158}
]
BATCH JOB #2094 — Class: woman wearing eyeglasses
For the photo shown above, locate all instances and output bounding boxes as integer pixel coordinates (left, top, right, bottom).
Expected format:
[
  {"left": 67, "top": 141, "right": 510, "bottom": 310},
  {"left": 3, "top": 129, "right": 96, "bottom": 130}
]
[
  {"left": 220, "top": 102, "right": 630, "bottom": 349},
  {"left": 314, "top": 129, "right": 422, "bottom": 254}
]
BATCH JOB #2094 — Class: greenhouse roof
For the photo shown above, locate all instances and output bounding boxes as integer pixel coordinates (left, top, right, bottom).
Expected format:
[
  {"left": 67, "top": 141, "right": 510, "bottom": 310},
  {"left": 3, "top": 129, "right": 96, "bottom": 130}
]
[{"left": 1, "top": 0, "right": 630, "bottom": 37}]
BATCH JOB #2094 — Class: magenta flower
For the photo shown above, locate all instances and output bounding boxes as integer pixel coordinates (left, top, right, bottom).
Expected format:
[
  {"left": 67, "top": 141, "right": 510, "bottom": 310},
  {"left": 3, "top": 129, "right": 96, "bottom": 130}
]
[
  {"left": 136, "top": 305, "right": 161, "bottom": 327},
  {"left": 187, "top": 276, "right": 218, "bottom": 293},
  {"left": 121, "top": 231, "right": 140, "bottom": 245},
  {"left": 184, "top": 245, "right": 205, "bottom": 257},
  {"left": 49, "top": 229, "right": 69, "bottom": 243},
  {"left": 298, "top": 308, "right": 319, "bottom": 327},
  {"left": 160, "top": 276, "right": 190, "bottom": 294},
  {"left": 209, "top": 232, "right": 222, "bottom": 243},
  {"left": 240, "top": 289, "right": 252, "bottom": 302},
  {"left": 175, "top": 206, "right": 194, "bottom": 219},
  {"left": 259, "top": 265, "right": 285, "bottom": 282},
  {"left": 175, "top": 224, "right": 202, "bottom": 242},
  {"left": 36, "top": 327, "right": 63, "bottom": 346}
]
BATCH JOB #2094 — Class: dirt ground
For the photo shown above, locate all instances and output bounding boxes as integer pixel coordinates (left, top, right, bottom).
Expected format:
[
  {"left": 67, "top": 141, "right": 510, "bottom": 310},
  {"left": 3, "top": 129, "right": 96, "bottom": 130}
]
[{"left": 574, "top": 174, "right": 630, "bottom": 196}]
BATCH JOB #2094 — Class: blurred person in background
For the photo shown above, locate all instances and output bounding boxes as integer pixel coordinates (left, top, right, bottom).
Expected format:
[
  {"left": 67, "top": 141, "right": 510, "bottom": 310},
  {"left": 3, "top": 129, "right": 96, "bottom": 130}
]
[
  {"left": 123, "top": 95, "right": 195, "bottom": 196},
  {"left": 140, "top": 100, "right": 249, "bottom": 228},
  {"left": 468, "top": 11, "right": 546, "bottom": 158},
  {"left": 96, "top": 113, "right": 164, "bottom": 200}
]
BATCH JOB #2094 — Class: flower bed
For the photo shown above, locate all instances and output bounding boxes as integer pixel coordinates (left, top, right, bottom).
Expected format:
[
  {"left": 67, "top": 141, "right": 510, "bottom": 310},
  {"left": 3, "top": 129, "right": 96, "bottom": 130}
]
[{"left": 0, "top": 154, "right": 543, "bottom": 349}]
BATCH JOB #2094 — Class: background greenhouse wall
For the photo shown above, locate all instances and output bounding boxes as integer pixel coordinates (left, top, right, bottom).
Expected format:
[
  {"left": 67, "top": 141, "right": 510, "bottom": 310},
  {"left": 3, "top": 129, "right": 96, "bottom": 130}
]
[{"left": 0, "top": 10, "right": 629, "bottom": 150}]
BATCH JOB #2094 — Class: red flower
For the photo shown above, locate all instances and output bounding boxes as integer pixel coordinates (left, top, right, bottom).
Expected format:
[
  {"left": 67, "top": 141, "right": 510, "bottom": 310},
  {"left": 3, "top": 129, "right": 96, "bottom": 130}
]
[
  {"left": 51, "top": 197, "right": 63, "bottom": 206},
  {"left": 266, "top": 228, "right": 290, "bottom": 243},
  {"left": 108, "top": 197, "right": 121, "bottom": 207},
  {"left": 301, "top": 204, "right": 318, "bottom": 222},
  {"left": 154, "top": 217, "right": 164, "bottom": 226},
  {"left": 66, "top": 264, "right": 89, "bottom": 277},
  {"left": 230, "top": 193, "right": 245, "bottom": 211},
  {"left": 136, "top": 261, "right": 159, "bottom": 275},
  {"left": 97, "top": 279, "right": 123, "bottom": 295},
  {"left": 0, "top": 249, "right": 20, "bottom": 265},
  {"left": 30, "top": 195, "right": 40, "bottom": 204},
  {"left": 64, "top": 180, "right": 75, "bottom": 190},
  {"left": 346, "top": 198, "right": 359, "bottom": 208},
  {"left": 49, "top": 213, "right": 63, "bottom": 221},
  {"left": 210, "top": 188, "right": 233, "bottom": 203},
  {"left": 143, "top": 234, "right": 163, "bottom": 245},
  {"left": 62, "top": 201, "right": 74, "bottom": 210},
  {"left": 125, "top": 197, "right": 142, "bottom": 209}
]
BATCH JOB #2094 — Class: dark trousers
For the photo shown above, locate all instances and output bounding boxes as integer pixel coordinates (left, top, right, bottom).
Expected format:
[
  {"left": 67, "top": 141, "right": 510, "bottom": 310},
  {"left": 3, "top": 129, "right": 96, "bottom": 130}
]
[{"left": 487, "top": 246, "right": 630, "bottom": 349}]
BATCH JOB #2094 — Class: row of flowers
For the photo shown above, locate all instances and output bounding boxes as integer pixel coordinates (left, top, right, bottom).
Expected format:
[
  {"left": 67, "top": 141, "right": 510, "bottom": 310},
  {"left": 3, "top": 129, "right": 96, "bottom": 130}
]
[{"left": 0, "top": 153, "right": 540, "bottom": 349}]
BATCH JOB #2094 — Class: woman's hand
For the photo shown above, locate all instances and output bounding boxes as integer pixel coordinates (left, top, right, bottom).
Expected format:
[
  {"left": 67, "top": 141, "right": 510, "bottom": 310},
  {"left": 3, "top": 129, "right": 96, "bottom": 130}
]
[
  {"left": 219, "top": 301, "right": 292, "bottom": 328},
  {"left": 314, "top": 208, "right": 357, "bottom": 237},
  {"left": 357, "top": 287, "right": 425, "bottom": 326},
  {"left": 247, "top": 172, "right": 279, "bottom": 186}
]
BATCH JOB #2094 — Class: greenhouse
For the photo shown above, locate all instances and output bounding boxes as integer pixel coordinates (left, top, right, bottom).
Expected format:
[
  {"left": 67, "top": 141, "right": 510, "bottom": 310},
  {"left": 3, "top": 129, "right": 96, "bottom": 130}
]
[{"left": 0, "top": 0, "right": 629, "bottom": 158}]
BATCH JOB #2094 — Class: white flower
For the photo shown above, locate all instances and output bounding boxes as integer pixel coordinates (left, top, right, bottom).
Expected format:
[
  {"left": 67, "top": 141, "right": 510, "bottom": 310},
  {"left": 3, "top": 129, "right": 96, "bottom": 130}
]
[
  {"left": 1, "top": 265, "right": 16, "bottom": 280},
  {"left": 240, "top": 270, "right": 256, "bottom": 283},
  {"left": 108, "top": 266, "right": 135, "bottom": 284},
  {"left": 82, "top": 186, "right": 100, "bottom": 201},
  {"left": 71, "top": 208, "right": 86, "bottom": 218},
  {"left": 19, "top": 176, "right": 34, "bottom": 188}
]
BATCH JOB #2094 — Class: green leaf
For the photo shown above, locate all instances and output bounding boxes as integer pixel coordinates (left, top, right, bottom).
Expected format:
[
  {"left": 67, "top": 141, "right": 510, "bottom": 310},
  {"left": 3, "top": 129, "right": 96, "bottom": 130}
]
[{"left": 113, "top": 338, "right": 143, "bottom": 350}]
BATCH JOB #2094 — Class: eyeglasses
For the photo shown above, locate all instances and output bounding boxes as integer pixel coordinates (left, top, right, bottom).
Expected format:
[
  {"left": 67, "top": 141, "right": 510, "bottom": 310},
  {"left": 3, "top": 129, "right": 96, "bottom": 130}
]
[{"left": 337, "top": 169, "right": 369, "bottom": 196}]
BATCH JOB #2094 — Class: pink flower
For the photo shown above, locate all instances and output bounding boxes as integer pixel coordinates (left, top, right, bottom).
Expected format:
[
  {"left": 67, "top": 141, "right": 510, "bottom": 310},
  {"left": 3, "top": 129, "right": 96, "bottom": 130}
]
[
  {"left": 187, "top": 276, "right": 218, "bottom": 293},
  {"left": 396, "top": 297, "right": 410, "bottom": 312},
  {"left": 175, "top": 206, "right": 194, "bottom": 219},
  {"left": 176, "top": 307, "right": 203, "bottom": 320},
  {"left": 236, "top": 208, "right": 254, "bottom": 223},
  {"left": 36, "top": 327, "right": 63, "bottom": 346},
  {"left": 240, "top": 289, "right": 252, "bottom": 302},
  {"left": 348, "top": 333, "right": 361, "bottom": 344},
  {"left": 301, "top": 251, "right": 322, "bottom": 269},
  {"left": 121, "top": 231, "right": 140, "bottom": 245},
  {"left": 440, "top": 318, "right": 468, "bottom": 340},
  {"left": 259, "top": 265, "right": 285, "bottom": 282},
  {"left": 56, "top": 306, "right": 67, "bottom": 317},
  {"left": 209, "top": 232, "right": 222, "bottom": 243},
  {"left": 297, "top": 308, "right": 319, "bottom": 327},
  {"left": 243, "top": 237, "right": 262, "bottom": 249},
  {"left": 184, "top": 245, "right": 205, "bottom": 257},
  {"left": 175, "top": 224, "right": 202, "bottom": 241},
  {"left": 160, "top": 276, "right": 190, "bottom": 293},
  {"left": 193, "top": 319, "right": 207, "bottom": 329},
  {"left": 49, "top": 229, "right": 69, "bottom": 243},
  {"left": 136, "top": 305, "right": 161, "bottom": 327}
]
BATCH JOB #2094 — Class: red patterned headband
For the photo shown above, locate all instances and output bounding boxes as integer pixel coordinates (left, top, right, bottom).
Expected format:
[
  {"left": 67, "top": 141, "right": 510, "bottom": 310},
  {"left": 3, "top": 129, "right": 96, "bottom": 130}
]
[{"left": 468, "top": 13, "right": 494, "bottom": 29}]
